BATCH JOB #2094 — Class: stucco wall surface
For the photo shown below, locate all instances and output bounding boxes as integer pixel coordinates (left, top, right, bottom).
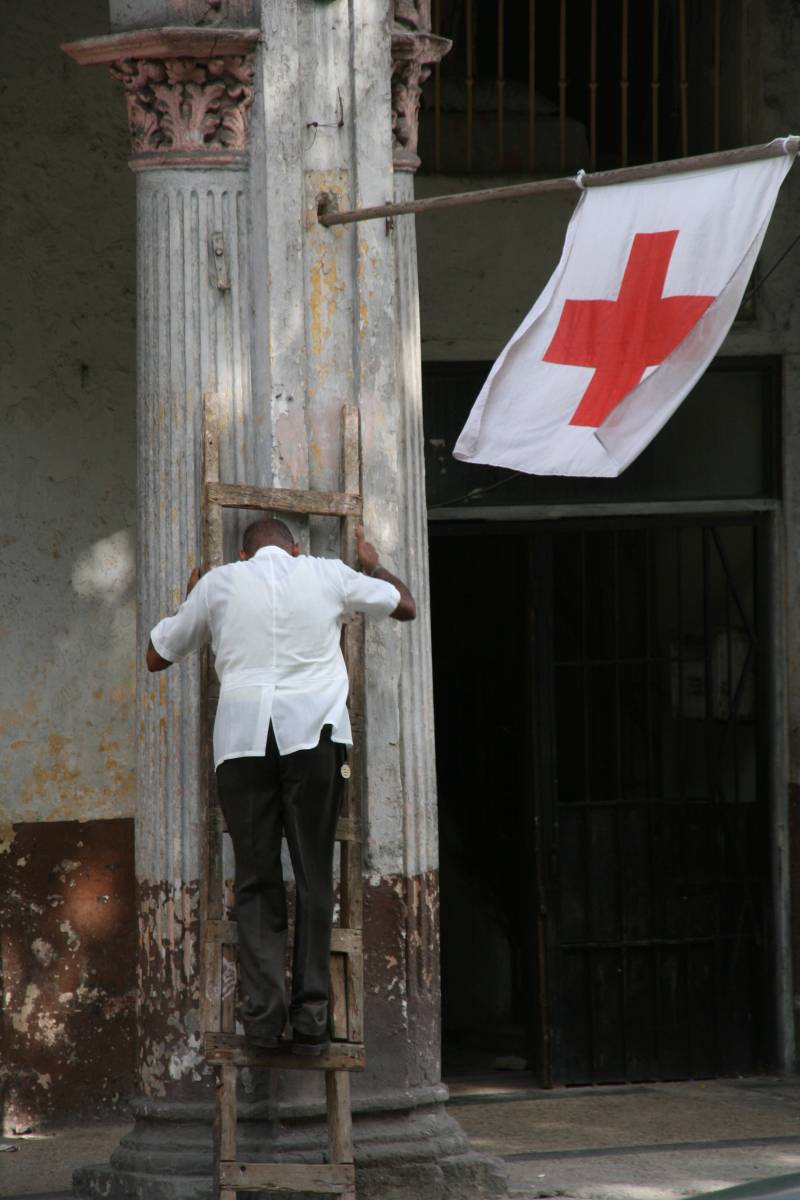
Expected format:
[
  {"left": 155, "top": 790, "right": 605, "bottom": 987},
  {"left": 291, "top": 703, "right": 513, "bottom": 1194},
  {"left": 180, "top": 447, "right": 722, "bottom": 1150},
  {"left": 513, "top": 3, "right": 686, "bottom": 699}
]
[{"left": 0, "top": 1, "right": 137, "bottom": 845}]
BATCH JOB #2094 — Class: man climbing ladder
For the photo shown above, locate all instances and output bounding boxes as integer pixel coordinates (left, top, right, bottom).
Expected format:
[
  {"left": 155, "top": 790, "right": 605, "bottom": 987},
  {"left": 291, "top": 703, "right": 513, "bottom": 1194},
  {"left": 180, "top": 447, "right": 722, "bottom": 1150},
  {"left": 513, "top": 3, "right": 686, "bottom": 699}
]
[{"left": 145, "top": 517, "right": 415, "bottom": 1053}]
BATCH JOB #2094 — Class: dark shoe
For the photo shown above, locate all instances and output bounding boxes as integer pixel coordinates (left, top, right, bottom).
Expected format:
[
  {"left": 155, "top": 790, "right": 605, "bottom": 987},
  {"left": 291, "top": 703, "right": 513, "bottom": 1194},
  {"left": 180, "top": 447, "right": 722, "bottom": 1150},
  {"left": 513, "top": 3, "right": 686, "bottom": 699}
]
[{"left": 291, "top": 1030, "right": 331, "bottom": 1056}]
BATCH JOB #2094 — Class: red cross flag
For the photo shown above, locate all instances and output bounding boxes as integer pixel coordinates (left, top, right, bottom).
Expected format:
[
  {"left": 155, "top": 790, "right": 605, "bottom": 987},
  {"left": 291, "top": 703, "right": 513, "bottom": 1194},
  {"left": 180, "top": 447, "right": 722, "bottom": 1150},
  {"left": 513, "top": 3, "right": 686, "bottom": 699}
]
[{"left": 454, "top": 145, "right": 796, "bottom": 477}]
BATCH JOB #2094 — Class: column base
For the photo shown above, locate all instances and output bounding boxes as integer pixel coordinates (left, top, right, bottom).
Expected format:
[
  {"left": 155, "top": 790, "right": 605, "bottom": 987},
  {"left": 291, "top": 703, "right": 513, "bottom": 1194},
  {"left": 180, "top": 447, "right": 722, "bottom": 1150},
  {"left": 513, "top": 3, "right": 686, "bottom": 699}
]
[{"left": 73, "top": 1091, "right": 509, "bottom": 1200}]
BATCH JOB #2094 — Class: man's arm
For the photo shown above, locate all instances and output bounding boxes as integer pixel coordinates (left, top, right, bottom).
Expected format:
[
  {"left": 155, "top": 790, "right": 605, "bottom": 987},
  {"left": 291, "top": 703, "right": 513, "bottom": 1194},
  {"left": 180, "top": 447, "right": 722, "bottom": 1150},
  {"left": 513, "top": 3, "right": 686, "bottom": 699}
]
[
  {"left": 355, "top": 527, "right": 416, "bottom": 621},
  {"left": 145, "top": 567, "right": 207, "bottom": 673}
]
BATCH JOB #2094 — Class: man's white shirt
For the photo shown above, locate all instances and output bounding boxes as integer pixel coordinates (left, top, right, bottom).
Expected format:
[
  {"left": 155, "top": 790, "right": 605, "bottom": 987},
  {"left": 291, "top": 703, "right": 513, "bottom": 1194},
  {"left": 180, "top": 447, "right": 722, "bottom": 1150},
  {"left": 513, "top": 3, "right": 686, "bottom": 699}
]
[{"left": 149, "top": 546, "right": 400, "bottom": 767}]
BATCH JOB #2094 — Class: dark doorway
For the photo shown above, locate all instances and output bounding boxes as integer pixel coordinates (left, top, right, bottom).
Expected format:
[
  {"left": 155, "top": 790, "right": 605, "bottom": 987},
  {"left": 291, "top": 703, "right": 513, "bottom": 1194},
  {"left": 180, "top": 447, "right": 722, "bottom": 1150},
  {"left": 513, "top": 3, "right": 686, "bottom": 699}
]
[{"left": 431, "top": 517, "right": 774, "bottom": 1085}]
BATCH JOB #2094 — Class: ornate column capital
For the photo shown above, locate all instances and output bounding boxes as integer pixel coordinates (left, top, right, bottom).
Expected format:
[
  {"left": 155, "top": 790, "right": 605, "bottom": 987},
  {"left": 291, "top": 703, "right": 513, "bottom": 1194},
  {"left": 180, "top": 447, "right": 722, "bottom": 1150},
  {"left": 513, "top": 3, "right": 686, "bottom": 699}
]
[
  {"left": 63, "top": 27, "right": 259, "bottom": 170},
  {"left": 391, "top": 12, "right": 450, "bottom": 174}
]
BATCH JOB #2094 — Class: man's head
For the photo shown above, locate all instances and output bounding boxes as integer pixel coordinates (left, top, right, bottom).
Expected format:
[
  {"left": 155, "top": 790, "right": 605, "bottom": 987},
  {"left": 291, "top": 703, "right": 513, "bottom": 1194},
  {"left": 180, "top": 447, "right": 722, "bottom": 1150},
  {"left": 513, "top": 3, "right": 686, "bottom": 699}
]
[{"left": 240, "top": 518, "right": 300, "bottom": 560}]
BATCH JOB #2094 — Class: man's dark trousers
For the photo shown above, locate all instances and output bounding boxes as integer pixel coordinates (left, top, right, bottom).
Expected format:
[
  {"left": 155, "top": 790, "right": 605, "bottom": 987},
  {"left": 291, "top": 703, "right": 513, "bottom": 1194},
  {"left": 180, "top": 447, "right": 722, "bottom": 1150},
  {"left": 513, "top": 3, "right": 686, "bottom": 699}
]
[{"left": 215, "top": 723, "right": 344, "bottom": 1041}]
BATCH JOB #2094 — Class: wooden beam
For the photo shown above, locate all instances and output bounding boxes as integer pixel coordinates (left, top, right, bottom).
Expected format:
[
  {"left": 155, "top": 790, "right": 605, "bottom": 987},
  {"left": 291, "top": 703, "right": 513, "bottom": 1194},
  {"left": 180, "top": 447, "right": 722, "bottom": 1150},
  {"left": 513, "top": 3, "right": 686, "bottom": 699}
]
[
  {"left": 204, "top": 1032, "right": 365, "bottom": 1071},
  {"left": 206, "top": 481, "right": 361, "bottom": 518},
  {"left": 218, "top": 1161, "right": 354, "bottom": 1194}
]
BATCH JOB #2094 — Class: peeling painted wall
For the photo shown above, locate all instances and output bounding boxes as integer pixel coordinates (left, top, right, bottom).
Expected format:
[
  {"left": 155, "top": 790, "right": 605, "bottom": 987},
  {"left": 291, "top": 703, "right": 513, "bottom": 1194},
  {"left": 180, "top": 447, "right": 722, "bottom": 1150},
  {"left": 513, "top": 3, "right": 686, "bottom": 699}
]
[
  {"left": 1, "top": 1, "right": 137, "bottom": 1123},
  {"left": 0, "top": 820, "right": 136, "bottom": 1130}
]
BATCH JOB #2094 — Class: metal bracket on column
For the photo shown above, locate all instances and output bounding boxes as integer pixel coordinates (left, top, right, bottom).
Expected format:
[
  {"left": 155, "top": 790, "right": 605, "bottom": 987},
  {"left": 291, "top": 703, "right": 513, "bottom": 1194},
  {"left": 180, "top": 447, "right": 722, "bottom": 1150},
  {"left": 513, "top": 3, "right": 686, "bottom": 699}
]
[{"left": 211, "top": 232, "right": 230, "bottom": 291}]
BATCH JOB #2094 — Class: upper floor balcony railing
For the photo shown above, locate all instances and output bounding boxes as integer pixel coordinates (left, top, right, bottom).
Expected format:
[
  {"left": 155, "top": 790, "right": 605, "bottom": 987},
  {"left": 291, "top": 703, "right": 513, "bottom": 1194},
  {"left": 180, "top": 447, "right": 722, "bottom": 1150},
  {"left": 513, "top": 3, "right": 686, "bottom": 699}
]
[{"left": 418, "top": 0, "right": 746, "bottom": 176}]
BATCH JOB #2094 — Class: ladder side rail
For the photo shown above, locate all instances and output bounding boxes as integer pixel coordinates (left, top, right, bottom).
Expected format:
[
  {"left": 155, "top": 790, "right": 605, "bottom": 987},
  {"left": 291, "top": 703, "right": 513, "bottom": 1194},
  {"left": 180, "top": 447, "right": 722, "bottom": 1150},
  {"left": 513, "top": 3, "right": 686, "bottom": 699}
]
[
  {"left": 201, "top": 394, "right": 226, "bottom": 1039},
  {"left": 338, "top": 405, "right": 366, "bottom": 1053},
  {"left": 326, "top": 1069, "right": 354, "bottom": 1163},
  {"left": 221, "top": 878, "right": 237, "bottom": 1034},
  {"left": 215, "top": 1062, "right": 237, "bottom": 1200},
  {"left": 329, "top": 955, "right": 348, "bottom": 1040}
]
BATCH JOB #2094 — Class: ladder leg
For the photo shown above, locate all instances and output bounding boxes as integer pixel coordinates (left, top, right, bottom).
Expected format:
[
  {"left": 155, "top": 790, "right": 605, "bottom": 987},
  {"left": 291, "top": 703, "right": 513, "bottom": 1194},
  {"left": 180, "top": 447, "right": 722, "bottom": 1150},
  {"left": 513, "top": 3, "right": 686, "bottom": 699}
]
[
  {"left": 326, "top": 1069, "right": 355, "bottom": 1199},
  {"left": 326, "top": 1068, "right": 353, "bottom": 1162},
  {"left": 214, "top": 1063, "right": 237, "bottom": 1200}
]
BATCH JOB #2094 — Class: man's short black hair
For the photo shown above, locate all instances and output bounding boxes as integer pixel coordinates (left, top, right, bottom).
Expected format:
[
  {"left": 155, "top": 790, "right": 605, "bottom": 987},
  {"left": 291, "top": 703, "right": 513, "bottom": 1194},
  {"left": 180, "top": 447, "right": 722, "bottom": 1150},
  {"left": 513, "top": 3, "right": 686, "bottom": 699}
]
[{"left": 242, "top": 517, "right": 295, "bottom": 556}]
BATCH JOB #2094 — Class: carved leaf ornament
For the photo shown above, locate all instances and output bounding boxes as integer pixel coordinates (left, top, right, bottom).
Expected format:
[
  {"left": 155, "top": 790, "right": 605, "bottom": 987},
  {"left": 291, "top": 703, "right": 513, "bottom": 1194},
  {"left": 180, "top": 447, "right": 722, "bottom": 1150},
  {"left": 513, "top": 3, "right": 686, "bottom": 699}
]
[
  {"left": 391, "top": 1, "right": 451, "bottom": 171},
  {"left": 110, "top": 55, "right": 254, "bottom": 160}
]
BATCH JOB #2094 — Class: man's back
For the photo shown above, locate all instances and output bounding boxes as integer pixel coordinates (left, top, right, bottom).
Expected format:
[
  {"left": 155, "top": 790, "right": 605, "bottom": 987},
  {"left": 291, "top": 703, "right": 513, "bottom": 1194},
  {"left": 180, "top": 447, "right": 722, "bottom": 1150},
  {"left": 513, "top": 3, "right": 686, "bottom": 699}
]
[
  {"left": 149, "top": 543, "right": 400, "bottom": 763},
  {"left": 209, "top": 549, "right": 351, "bottom": 688}
]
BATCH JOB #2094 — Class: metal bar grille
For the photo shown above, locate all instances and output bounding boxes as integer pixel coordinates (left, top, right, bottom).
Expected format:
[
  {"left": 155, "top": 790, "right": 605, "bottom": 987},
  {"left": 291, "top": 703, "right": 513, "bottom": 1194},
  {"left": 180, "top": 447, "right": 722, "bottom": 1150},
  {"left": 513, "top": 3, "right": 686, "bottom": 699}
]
[
  {"left": 497, "top": 0, "right": 506, "bottom": 170},
  {"left": 465, "top": 0, "right": 474, "bottom": 171},
  {"left": 549, "top": 520, "right": 765, "bottom": 1084},
  {"left": 620, "top": 0, "right": 629, "bottom": 168},
  {"left": 433, "top": 0, "right": 442, "bottom": 170},
  {"left": 528, "top": 0, "right": 536, "bottom": 171},
  {"left": 559, "top": 0, "right": 567, "bottom": 172},
  {"left": 679, "top": 0, "right": 689, "bottom": 156},
  {"left": 651, "top": 0, "right": 660, "bottom": 161},
  {"left": 420, "top": 0, "right": 733, "bottom": 176}
]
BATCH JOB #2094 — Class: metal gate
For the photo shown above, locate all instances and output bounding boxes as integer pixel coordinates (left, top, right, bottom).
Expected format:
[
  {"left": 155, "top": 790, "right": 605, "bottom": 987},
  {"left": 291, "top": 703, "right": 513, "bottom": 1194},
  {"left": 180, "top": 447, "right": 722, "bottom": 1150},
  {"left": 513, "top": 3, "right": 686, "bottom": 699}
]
[{"left": 535, "top": 519, "right": 771, "bottom": 1083}]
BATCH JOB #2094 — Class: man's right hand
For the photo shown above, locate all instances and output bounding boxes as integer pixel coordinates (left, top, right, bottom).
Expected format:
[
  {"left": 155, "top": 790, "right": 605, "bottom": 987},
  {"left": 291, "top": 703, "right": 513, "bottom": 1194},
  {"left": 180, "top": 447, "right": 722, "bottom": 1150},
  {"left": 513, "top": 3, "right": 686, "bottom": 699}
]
[
  {"left": 355, "top": 525, "right": 380, "bottom": 575},
  {"left": 354, "top": 525, "right": 416, "bottom": 622}
]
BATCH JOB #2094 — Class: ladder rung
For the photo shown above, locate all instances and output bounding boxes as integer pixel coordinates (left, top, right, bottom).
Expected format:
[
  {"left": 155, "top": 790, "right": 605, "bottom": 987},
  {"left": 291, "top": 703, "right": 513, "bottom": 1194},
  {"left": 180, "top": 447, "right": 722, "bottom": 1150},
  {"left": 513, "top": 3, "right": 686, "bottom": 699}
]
[
  {"left": 212, "top": 808, "right": 361, "bottom": 844},
  {"left": 205, "top": 1032, "right": 365, "bottom": 1071},
  {"left": 331, "top": 928, "right": 361, "bottom": 954},
  {"left": 204, "top": 922, "right": 362, "bottom": 954},
  {"left": 206, "top": 481, "right": 361, "bottom": 519},
  {"left": 336, "top": 817, "right": 361, "bottom": 842},
  {"left": 205, "top": 918, "right": 237, "bottom": 943},
  {"left": 219, "top": 1161, "right": 354, "bottom": 1194}
]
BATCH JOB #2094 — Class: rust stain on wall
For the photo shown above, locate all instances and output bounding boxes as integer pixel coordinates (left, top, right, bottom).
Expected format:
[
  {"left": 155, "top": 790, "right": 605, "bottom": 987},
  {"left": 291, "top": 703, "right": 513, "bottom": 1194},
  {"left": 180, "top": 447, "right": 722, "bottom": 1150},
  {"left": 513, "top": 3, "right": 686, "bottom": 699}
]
[
  {"left": 363, "top": 868, "right": 441, "bottom": 1082},
  {"left": 0, "top": 818, "right": 136, "bottom": 1130}
]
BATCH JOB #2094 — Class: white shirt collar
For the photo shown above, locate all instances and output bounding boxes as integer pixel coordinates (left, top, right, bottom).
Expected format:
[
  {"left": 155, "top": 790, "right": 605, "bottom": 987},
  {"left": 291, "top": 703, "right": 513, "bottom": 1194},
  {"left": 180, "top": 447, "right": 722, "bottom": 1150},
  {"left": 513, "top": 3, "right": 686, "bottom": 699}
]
[{"left": 252, "top": 545, "right": 292, "bottom": 559}]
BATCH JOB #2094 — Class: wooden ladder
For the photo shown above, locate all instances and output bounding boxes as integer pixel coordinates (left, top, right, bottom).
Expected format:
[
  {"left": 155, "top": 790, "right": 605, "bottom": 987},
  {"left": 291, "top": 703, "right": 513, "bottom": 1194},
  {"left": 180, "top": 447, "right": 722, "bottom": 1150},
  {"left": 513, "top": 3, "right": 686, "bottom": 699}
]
[{"left": 199, "top": 395, "right": 366, "bottom": 1200}]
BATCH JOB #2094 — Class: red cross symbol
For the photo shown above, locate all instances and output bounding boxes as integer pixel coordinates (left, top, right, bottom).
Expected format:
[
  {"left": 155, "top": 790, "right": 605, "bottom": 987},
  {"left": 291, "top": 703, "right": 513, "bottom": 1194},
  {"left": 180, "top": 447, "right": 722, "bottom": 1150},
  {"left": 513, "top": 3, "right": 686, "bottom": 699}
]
[{"left": 543, "top": 230, "right": 716, "bottom": 428}]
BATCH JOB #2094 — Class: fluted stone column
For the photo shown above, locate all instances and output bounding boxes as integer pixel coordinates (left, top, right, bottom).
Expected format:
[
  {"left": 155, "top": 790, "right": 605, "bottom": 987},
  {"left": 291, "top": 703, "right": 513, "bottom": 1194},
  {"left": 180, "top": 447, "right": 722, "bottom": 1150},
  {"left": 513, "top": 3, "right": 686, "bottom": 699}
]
[
  {"left": 64, "top": 23, "right": 262, "bottom": 1197},
  {"left": 64, "top": 3, "right": 509, "bottom": 1196}
]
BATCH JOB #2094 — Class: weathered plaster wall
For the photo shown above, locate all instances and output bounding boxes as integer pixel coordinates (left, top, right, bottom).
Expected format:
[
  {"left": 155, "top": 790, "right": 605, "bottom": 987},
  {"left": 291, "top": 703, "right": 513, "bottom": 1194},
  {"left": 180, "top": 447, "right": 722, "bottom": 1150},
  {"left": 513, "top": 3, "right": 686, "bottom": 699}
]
[
  {"left": 1, "top": 0, "right": 136, "bottom": 837},
  {"left": 0, "top": 1, "right": 137, "bottom": 1123}
]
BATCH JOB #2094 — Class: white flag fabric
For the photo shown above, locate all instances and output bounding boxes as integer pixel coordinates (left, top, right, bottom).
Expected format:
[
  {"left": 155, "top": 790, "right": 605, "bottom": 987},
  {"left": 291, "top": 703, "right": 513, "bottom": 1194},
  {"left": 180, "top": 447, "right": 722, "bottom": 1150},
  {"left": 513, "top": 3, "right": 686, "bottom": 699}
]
[{"left": 454, "top": 145, "right": 796, "bottom": 477}]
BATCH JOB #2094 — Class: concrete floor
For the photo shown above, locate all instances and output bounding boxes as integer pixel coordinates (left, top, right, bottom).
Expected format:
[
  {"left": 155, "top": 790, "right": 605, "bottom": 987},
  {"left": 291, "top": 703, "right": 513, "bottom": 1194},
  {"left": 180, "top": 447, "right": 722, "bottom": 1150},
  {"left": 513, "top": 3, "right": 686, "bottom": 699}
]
[
  {"left": 5, "top": 1077, "right": 800, "bottom": 1199},
  {"left": 448, "top": 1074, "right": 800, "bottom": 1198}
]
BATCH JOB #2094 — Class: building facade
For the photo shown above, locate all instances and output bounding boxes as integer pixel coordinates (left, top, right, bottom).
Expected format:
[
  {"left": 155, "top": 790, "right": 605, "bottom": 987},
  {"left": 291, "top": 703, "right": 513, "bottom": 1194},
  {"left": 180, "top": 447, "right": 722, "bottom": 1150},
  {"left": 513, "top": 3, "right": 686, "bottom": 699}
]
[
  {"left": 1, "top": 0, "right": 800, "bottom": 1195},
  {"left": 415, "top": 0, "right": 800, "bottom": 1088}
]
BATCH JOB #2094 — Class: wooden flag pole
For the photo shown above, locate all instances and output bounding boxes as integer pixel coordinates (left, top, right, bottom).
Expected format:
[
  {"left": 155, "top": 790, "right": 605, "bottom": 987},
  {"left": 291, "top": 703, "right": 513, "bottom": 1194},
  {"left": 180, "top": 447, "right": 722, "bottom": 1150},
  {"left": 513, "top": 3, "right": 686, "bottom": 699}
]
[{"left": 317, "top": 137, "right": 800, "bottom": 228}]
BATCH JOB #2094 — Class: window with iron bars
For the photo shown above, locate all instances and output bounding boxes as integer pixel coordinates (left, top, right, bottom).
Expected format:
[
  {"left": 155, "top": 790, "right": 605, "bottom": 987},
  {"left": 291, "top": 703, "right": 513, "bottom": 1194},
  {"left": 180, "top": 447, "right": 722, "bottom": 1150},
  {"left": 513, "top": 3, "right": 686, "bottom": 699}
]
[{"left": 418, "top": 0, "right": 746, "bottom": 176}]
